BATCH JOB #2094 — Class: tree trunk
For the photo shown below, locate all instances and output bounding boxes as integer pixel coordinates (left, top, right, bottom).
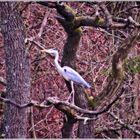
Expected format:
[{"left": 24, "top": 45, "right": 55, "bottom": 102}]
[
  {"left": 0, "top": 2, "right": 30, "bottom": 138},
  {"left": 55, "top": 4, "right": 95, "bottom": 138},
  {"left": 75, "top": 87, "right": 94, "bottom": 138}
]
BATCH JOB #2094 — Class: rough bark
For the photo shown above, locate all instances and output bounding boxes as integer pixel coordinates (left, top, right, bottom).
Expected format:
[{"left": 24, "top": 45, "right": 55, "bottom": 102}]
[
  {"left": 0, "top": 2, "right": 30, "bottom": 138},
  {"left": 61, "top": 115, "right": 76, "bottom": 138}
]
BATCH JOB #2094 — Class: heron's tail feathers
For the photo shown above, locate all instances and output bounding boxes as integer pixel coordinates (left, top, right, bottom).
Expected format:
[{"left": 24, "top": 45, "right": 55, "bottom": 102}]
[{"left": 85, "top": 82, "right": 91, "bottom": 88}]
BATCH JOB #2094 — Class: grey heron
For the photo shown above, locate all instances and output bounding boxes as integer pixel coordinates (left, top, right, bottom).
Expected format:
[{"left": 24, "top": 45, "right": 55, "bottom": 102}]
[{"left": 41, "top": 48, "right": 91, "bottom": 104}]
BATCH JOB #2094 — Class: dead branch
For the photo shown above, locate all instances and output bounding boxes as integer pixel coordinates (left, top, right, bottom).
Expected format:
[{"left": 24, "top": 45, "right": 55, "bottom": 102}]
[
  {"left": 38, "top": 12, "right": 49, "bottom": 38},
  {"left": 0, "top": 82, "right": 124, "bottom": 116},
  {"left": 25, "top": 10, "right": 50, "bottom": 44},
  {"left": 99, "top": 3, "right": 112, "bottom": 26},
  {"left": 28, "top": 106, "right": 54, "bottom": 132},
  {"left": 36, "top": 2, "right": 57, "bottom": 8},
  {"left": 98, "top": 3, "right": 140, "bottom": 28},
  {"left": 25, "top": 38, "right": 46, "bottom": 51},
  {"left": 14, "top": 2, "right": 31, "bottom": 14},
  {"left": 75, "top": 115, "right": 97, "bottom": 124},
  {"left": 30, "top": 107, "right": 37, "bottom": 138},
  {"left": 109, "top": 111, "right": 140, "bottom": 136},
  {"left": 94, "top": 126, "right": 122, "bottom": 135},
  {"left": 0, "top": 84, "right": 125, "bottom": 124},
  {"left": 45, "top": 84, "right": 125, "bottom": 116},
  {"left": 0, "top": 96, "right": 48, "bottom": 109}
]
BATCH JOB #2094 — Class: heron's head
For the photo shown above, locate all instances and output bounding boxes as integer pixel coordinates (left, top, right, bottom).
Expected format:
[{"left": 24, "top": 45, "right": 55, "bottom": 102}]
[{"left": 41, "top": 48, "right": 58, "bottom": 57}]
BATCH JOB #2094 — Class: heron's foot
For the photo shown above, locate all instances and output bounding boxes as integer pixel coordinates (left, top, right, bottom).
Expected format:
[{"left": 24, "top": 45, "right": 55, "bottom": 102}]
[{"left": 67, "top": 93, "right": 72, "bottom": 102}]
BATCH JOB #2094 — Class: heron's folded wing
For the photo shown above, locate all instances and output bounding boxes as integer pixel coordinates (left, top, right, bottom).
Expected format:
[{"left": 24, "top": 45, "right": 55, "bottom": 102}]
[{"left": 62, "top": 66, "right": 91, "bottom": 88}]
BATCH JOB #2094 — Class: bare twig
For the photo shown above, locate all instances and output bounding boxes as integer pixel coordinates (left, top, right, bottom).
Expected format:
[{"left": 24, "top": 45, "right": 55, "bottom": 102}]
[
  {"left": 109, "top": 111, "right": 140, "bottom": 136},
  {"left": 99, "top": 3, "right": 112, "bottom": 26},
  {"left": 94, "top": 126, "right": 122, "bottom": 135},
  {"left": 113, "top": 16, "right": 140, "bottom": 28},
  {"left": 36, "top": 2, "right": 56, "bottom": 8},
  {"left": 0, "top": 77, "right": 6, "bottom": 86},
  {"left": 75, "top": 114, "right": 97, "bottom": 124},
  {"left": 25, "top": 9, "right": 50, "bottom": 51},
  {"left": 28, "top": 106, "right": 54, "bottom": 132},
  {"left": 25, "top": 10, "right": 50, "bottom": 43},
  {"left": 38, "top": 11, "right": 50, "bottom": 38},
  {"left": 128, "top": 16, "right": 140, "bottom": 27},
  {"left": 0, "top": 96, "right": 48, "bottom": 109},
  {"left": 30, "top": 107, "right": 37, "bottom": 138},
  {"left": 98, "top": 28, "right": 124, "bottom": 41},
  {"left": 25, "top": 38, "right": 46, "bottom": 51}
]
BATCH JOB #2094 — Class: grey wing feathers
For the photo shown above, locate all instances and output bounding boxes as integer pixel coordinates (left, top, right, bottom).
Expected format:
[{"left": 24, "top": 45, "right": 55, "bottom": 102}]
[{"left": 62, "top": 66, "right": 91, "bottom": 88}]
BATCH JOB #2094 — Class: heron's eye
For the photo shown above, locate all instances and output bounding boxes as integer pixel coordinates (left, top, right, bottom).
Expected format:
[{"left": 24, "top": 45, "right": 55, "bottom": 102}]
[{"left": 64, "top": 69, "right": 67, "bottom": 72}]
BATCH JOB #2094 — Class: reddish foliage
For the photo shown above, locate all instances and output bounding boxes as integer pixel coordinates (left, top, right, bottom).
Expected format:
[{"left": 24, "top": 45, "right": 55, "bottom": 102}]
[{"left": 0, "top": 2, "right": 140, "bottom": 138}]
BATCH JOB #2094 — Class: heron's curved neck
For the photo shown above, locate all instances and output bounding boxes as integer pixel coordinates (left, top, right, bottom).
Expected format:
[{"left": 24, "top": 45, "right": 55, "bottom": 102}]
[{"left": 54, "top": 52, "right": 63, "bottom": 74}]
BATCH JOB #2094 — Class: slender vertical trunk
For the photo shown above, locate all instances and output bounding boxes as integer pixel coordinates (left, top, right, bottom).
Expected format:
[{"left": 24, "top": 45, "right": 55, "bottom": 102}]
[
  {"left": 0, "top": 2, "right": 30, "bottom": 138},
  {"left": 61, "top": 25, "right": 94, "bottom": 138}
]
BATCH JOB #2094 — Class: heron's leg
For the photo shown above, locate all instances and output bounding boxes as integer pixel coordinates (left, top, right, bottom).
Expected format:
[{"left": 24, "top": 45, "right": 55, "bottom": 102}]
[
  {"left": 70, "top": 81, "right": 75, "bottom": 104},
  {"left": 66, "top": 81, "right": 75, "bottom": 104}
]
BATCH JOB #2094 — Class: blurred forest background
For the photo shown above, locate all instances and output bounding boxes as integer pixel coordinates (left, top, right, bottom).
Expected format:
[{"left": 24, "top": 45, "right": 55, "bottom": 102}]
[{"left": 0, "top": 1, "right": 140, "bottom": 138}]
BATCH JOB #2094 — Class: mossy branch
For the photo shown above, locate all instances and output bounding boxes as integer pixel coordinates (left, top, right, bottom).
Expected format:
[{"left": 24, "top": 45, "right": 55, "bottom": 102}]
[{"left": 94, "top": 31, "right": 140, "bottom": 107}]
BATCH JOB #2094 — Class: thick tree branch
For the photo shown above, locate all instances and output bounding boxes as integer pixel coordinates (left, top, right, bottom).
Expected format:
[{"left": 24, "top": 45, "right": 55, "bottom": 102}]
[
  {"left": 37, "top": 1, "right": 140, "bottom": 30},
  {"left": 0, "top": 83, "right": 125, "bottom": 117},
  {"left": 75, "top": 16, "right": 140, "bottom": 29},
  {"left": 94, "top": 30, "right": 140, "bottom": 107},
  {"left": 0, "top": 96, "right": 48, "bottom": 109}
]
